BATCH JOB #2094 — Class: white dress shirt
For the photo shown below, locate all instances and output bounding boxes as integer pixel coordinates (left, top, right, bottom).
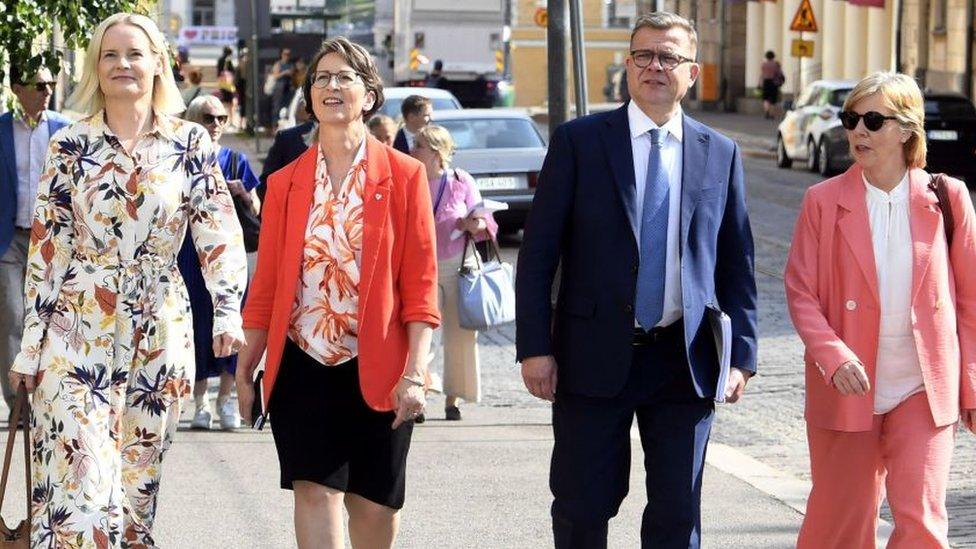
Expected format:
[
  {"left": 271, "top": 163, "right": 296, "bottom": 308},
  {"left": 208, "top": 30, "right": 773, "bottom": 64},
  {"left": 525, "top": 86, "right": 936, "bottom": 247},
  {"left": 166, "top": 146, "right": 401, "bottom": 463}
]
[
  {"left": 629, "top": 101, "right": 683, "bottom": 327},
  {"left": 404, "top": 127, "right": 417, "bottom": 151},
  {"left": 863, "top": 172, "right": 925, "bottom": 414},
  {"left": 12, "top": 112, "right": 50, "bottom": 228}
]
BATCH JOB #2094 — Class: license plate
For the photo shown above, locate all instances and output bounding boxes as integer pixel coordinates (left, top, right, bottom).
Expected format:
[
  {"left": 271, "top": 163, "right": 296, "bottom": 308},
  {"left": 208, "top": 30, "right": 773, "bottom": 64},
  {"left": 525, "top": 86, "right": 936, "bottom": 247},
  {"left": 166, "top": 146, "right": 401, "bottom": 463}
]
[
  {"left": 475, "top": 176, "right": 523, "bottom": 190},
  {"left": 927, "top": 130, "right": 958, "bottom": 141}
]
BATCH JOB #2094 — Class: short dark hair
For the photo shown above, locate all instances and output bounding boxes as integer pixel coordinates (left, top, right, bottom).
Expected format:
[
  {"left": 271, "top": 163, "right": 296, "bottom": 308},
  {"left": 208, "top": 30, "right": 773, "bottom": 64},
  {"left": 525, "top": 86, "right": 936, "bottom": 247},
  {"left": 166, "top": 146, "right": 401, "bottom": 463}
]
[
  {"left": 401, "top": 95, "right": 432, "bottom": 119},
  {"left": 8, "top": 65, "right": 25, "bottom": 86},
  {"left": 223, "top": 46, "right": 233, "bottom": 56},
  {"left": 765, "top": 50, "right": 775, "bottom": 60},
  {"left": 303, "top": 37, "right": 385, "bottom": 121}
]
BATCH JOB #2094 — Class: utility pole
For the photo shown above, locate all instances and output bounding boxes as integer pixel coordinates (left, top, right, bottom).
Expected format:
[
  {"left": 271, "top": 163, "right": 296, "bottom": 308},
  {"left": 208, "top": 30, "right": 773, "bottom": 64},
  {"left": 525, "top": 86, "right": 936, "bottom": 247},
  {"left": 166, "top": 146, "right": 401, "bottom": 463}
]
[
  {"left": 568, "top": 0, "right": 587, "bottom": 118},
  {"left": 547, "top": 0, "right": 568, "bottom": 135},
  {"left": 249, "top": 0, "right": 261, "bottom": 152}
]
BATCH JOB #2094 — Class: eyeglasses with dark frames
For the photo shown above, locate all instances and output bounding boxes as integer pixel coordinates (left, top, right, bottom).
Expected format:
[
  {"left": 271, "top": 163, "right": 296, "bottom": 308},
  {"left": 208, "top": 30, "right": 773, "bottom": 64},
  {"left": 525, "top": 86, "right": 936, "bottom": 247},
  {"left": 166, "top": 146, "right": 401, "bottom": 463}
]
[
  {"left": 311, "top": 70, "right": 362, "bottom": 89},
  {"left": 202, "top": 113, "right": 229, "bottom": 125},
  {"left": 839, "top": 110, "right": 899, "bottom": 132},
  {"left": 629, "top": 50, "right": 695, "bottom": 71},
  {"left": 32, "top": 81, "right": 57, "bottom": 92}
]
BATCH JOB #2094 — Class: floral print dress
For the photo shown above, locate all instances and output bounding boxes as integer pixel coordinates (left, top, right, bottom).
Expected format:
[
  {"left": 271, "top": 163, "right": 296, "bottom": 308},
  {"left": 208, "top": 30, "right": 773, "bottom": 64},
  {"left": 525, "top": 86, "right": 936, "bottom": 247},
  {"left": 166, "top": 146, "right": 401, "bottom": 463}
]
[{"left": 10, "top": 112, "right": 247, "bottom": 548}]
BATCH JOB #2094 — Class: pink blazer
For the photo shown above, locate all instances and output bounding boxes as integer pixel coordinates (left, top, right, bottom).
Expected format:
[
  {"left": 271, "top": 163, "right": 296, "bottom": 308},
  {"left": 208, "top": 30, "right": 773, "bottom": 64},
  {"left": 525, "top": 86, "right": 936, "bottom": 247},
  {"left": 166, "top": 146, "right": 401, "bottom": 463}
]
[{"left": 785, "top": 165, "right": 976, "bottom": 431}]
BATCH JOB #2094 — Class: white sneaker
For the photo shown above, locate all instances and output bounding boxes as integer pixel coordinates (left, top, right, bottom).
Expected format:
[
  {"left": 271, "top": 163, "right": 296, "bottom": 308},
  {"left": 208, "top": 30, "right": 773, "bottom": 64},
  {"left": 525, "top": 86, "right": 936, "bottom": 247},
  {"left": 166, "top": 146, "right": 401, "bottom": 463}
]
[
  {"left": 218, "top": 398, "right": 241, "bottom": 431},
  {"left": 191, "top": 406, "right": 213, "bottom": 430}
]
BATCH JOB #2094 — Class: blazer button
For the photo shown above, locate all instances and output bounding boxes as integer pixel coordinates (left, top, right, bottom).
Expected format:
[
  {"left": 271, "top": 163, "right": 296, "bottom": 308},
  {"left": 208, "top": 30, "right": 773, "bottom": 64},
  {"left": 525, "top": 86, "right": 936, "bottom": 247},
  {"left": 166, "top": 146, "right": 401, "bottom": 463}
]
[
  {"left": 624, "top": 304, "right": 634, "bottom": 313},
  {"left": 845, "top": 300, "right": 857, "bottom": 311}
]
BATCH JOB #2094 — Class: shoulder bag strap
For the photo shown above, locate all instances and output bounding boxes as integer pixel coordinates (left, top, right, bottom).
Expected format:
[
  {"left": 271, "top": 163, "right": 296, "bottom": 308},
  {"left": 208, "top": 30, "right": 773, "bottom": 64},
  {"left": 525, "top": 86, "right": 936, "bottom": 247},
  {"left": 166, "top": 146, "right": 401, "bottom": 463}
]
[
  {"left": 928, "top": 173, "right": 955, "bottom": 248},
  {"left": 0, "top": 383, "right": 31, "bottom": 521},
  {"left": 433, "top": 173, "right": 448, "bottom": 214},
  {"left": 227, "top": 150, "right": 242, "bottom": 182}
]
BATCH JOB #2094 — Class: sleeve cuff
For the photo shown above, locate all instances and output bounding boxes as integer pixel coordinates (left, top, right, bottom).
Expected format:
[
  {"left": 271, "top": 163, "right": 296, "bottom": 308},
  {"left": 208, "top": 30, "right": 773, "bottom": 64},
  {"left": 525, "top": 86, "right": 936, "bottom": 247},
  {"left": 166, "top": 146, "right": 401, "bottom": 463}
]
[
  {"left": 213, "top": 314, "right": 245, "bottom": 342},
  {"left": 11, "top": 351, "right": 39, "bottom": 376}
]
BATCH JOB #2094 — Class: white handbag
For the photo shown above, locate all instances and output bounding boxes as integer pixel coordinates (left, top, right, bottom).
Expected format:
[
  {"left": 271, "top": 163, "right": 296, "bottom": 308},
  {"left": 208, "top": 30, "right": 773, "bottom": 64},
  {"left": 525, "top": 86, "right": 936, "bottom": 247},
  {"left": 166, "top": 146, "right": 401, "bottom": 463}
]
[{"left": 456, "top": 235, "right": 516, "bottom": 331}]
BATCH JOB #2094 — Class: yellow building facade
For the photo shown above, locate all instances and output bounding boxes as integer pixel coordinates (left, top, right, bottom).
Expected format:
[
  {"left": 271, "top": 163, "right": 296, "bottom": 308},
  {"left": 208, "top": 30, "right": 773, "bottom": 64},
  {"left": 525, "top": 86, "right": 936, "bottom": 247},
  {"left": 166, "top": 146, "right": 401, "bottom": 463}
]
[{"left": 899, "top": 0, "right": 975, "bottom": 95}]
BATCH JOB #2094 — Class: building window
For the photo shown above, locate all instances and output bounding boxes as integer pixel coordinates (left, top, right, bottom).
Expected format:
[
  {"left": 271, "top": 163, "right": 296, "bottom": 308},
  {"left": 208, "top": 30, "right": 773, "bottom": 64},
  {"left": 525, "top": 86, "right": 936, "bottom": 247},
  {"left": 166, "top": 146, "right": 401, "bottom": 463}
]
[
  {"left": 606, "top": 0, "right": 638, "bottom": 28},
  {"left": 193, "top": 0, "right": 215, "bottom": 26},
  {"left": 932, "top": 0, "right": 947, "bottom": 35}
]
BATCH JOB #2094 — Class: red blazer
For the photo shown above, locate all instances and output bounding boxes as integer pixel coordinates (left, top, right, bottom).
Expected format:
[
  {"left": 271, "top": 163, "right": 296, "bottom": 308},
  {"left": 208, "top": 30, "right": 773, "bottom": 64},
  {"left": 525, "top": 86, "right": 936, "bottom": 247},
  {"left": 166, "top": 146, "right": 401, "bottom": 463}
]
[
  {"left": 785, "top": 165, "right": 976, "bottom": 431},
  {"left": 243, "top": 136, "right": 441, "bottom": 411}
]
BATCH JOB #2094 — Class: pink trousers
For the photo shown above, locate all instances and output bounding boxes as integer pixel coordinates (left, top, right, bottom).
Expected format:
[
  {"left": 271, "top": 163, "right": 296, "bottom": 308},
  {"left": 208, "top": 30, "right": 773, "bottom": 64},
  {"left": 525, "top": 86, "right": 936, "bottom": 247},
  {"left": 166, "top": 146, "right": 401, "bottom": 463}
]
[{"left": 797, "top": 392, "right": 954, "bottom": 549}]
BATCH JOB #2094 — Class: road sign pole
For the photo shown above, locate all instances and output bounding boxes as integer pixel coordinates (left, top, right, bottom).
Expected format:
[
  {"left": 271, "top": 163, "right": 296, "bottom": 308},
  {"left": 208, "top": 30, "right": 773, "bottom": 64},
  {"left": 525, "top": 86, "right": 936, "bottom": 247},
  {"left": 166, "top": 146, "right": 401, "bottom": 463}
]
[{"left": 798, "top": 31, "right": 803, "bottom": 98}]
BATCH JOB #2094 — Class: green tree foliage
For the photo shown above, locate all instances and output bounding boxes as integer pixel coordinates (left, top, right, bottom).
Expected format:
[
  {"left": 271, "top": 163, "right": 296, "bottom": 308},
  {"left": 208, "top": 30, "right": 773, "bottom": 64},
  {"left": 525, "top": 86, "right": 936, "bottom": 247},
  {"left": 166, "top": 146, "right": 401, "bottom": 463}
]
[{"left": 0, "top": 0, "right": 149, "bottom": 84}]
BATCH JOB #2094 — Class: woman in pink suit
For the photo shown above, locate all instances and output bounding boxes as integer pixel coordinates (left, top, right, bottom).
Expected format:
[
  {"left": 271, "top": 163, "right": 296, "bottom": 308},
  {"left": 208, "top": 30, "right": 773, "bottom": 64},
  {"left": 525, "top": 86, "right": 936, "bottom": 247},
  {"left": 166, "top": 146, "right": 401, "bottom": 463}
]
[{"left": 785, "top": 71, "right": 976, "bottom": 548}]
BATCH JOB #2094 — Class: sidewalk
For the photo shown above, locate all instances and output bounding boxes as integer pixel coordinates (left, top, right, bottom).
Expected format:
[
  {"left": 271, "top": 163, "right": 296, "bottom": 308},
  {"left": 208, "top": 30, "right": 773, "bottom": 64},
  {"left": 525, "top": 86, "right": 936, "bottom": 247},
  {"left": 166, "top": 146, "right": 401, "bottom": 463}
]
[{"left": 685, "top": 108, "right": 779, "bottom": 160}]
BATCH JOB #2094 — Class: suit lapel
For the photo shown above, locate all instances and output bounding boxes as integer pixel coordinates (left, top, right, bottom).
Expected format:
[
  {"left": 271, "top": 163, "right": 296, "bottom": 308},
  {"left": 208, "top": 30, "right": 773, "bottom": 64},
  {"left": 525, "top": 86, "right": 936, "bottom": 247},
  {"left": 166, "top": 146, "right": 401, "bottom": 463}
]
[
  {"left": 283, "top": 147, "right": 318, "bottom": 302},
  {"left": 0, "top": 114, "right": 15, "bottom": 185},
  {"left": 908, "top": 168, "right": 941, "bottom": 306},
  {"left": 836, "top": 166, "right": 880, "bottom": 306},
  {"left": 360, "top": 136, "right": 393, "bottom": 312},
  {"left": 680, "top": 117, "right": 709, "bottom": 251},
  {"left": 601, "top": 104, "right": 639, "bottom": 245}
]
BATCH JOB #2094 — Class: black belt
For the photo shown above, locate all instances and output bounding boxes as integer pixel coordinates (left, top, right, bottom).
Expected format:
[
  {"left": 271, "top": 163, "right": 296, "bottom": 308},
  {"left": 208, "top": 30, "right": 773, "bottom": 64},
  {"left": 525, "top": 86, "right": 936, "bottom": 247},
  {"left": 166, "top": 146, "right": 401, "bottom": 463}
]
[{"left": 632, "top": 320, "right": 682, "bottom": 346}]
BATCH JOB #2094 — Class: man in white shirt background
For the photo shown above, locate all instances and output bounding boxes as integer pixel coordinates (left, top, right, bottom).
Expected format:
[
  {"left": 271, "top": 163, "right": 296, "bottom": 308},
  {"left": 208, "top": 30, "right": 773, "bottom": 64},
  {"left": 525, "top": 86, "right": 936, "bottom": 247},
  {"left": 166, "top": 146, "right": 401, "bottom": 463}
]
[
  {"left": 392, "top": 95, "right": 432, "bottom": 154},
  {"left": 0, "top": 65, "right": 72, "bottom": 416}
]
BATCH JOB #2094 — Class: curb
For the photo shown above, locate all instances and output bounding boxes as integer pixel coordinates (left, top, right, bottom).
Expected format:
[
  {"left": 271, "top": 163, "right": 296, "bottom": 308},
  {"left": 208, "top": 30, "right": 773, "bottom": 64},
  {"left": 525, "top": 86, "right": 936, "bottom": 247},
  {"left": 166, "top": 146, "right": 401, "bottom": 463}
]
[{"left": 741, "top": 147, "right": 777, "bottom": 161}]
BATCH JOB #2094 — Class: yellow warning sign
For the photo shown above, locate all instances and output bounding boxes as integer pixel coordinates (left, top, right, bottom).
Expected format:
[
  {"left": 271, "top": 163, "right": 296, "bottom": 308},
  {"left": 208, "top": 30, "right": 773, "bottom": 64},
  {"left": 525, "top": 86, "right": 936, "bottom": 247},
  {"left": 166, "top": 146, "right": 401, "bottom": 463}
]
[
  {"left": 789, "top": 0, "right": 818, "bottom": 33},
  {"left": 791, "top": 39, "right": 815, "bottom": 58}
]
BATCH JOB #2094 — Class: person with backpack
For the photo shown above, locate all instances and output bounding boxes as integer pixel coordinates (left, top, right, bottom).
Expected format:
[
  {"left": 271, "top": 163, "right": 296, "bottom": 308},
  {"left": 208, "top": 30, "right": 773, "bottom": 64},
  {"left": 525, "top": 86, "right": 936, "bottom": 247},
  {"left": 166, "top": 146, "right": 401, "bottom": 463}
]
[
  {"left": 181, "top": 95, "right": 261, "bottom": 430},
  {"left": 760, "top": 50, "right": 785, "bottom": 119}
]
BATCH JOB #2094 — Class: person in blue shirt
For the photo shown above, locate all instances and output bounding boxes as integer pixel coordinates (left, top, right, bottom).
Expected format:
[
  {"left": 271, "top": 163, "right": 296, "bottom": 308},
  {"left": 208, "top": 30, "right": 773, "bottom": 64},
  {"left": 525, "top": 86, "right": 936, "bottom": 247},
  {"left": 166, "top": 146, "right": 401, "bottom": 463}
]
[{"left": 182, "top": 95, "right": 261, "bottom": 430}]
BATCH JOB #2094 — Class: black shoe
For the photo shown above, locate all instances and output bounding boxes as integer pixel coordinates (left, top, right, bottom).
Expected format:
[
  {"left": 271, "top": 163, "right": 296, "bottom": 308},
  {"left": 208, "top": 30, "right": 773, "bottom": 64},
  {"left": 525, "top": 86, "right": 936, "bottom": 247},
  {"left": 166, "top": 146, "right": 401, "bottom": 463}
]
[
  {"left": 445, "top": 405, "right": 461, "bottom": 421},
  {"left": 414, "top": 412, "right": 426, "bottom": 424}
]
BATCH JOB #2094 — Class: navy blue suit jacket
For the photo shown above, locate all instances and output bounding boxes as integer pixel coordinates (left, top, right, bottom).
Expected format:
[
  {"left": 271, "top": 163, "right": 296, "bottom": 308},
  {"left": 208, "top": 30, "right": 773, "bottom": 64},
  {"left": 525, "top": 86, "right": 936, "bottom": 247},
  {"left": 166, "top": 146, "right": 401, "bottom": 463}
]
[
  {"left": 515, "top": 104, "right": 758, "bottom": 399},
  {"left": 392, "top": 128, "right": 410, "bottom": 155},
  {"left": 0, "top": 110, "right": 72, "bottom": 257},
  {"left": 258, "top": 121, "right": 314, "bottom": 202}
]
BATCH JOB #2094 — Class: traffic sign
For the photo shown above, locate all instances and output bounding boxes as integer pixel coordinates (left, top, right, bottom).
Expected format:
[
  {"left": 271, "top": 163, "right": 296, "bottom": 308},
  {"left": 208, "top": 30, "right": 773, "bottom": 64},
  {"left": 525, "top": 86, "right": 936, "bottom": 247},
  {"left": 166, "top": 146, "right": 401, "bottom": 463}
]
[
  {"left": 789, "top": 0, "right": 818, "bottom": 33},
  {"left": 791, "top": 39, "right": 815, "bottom": 58},
  {"left": 535, "top": 7, "right": 548, "bottom": 28}
]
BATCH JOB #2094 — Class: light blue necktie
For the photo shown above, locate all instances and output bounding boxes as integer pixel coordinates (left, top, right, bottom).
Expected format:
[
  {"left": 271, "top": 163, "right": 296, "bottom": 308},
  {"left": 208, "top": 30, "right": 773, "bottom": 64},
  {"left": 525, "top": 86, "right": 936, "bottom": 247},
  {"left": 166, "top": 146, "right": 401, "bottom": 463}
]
[{"left": 635, "top": 128, "right": 670, "bottom": 331}]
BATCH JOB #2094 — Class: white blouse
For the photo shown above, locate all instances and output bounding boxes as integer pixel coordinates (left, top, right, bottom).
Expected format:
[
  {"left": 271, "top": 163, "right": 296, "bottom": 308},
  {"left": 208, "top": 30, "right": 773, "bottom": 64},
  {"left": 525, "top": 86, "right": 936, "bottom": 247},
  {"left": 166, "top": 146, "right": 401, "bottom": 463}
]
[{"left": 864, "top": 172, "right": 925, "bottom": 414}]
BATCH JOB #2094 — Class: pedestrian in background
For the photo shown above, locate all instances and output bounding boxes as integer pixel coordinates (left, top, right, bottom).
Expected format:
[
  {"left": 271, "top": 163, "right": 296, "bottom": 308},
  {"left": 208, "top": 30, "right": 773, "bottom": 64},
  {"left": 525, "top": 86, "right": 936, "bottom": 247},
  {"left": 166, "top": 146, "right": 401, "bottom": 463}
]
[
  {"left": 182, "top": 67, "right": 204, "bottom": 105},
  {"left": 516, "top": 12, "right": 757, "bottom": 547},
  {"left": 393, "top": 94, "right": 432, "bottom": 154},
  {"left": 182, "top": 95, "right": 261, "bottom": 431},
  {"left": 367, "top": 113, "right": 398, "bottom": 147},
  {"left": 411, "top": 124, "right": 496, "bottom": 421},
  {"left": 7, "top": 13, "right": 247, "bottom": 546},
  {"left": 269, "top": 48, "right": 295, "bottom": 129},
  {"left": 0, "top": 65, "right": 71, "bottom": 418},
  {"left": 760, "top": 51, "right": 784, "bottom": 119},
  {"left": 785, "top": 71, "right": 976, "bottom": 548},
  {"left": 236, "top": 37, "right": 439, "bottom": 548},
  {"left": 258, "top": 119, "right": 315, "bottom": 202}
]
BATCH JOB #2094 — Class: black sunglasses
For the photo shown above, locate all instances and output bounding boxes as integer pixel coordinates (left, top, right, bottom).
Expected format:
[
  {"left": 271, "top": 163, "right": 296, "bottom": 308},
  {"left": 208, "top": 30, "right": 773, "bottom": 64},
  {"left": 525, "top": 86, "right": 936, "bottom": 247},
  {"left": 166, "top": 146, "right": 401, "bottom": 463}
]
[
  {"left": 839, "top": 110, "right": 898, "bottom": 131},
  {"left": 202, "top": 113, "right": 229, "bottom": 125},
  {"left": 33, "top": 81, "right": 56, "bottom": 92}
]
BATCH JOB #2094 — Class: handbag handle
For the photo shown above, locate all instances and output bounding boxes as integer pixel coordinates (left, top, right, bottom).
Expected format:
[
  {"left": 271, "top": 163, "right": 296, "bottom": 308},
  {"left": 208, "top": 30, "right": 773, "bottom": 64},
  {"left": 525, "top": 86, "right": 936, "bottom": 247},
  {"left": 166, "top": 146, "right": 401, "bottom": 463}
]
[
  {"left": 928, "top": 173, "right": 955, "bottom": 248},
  {"left": 460, "top": 233, "right": 504, "bottom": 273},
  {"left": 0, "top": 383, "right": 31, "bottom": 522}
]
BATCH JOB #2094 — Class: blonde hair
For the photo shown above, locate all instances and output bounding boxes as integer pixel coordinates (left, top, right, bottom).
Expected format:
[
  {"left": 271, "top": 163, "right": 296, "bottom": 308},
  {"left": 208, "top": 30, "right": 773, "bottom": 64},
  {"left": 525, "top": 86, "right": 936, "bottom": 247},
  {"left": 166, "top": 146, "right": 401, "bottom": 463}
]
[
  {"left": 184, "top": 95, "right": 225, "bottom": 124},
  {"left": 843, "top": 71, "right": 927, "bottom": 169},
  {"left": 68, "top": 13, "right": 185, "bottom": 116},
  {"left": 416, "top": 125, "right": 455, "bottom": 168}
]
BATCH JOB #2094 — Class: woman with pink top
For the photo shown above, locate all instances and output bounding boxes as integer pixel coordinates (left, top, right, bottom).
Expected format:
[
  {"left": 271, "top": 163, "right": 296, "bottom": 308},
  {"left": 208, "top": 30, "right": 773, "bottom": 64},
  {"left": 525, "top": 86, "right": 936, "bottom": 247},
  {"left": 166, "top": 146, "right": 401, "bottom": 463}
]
[{"left": 411, "top": 124, "right": 497, "bottom": 421}]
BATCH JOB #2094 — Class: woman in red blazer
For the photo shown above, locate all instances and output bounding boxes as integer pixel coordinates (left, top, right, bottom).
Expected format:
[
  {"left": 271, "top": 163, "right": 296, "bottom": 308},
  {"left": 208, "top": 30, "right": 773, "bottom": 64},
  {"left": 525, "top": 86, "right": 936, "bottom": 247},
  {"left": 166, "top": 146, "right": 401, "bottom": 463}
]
[
  {"left": 235, "top": 38, "right": 440, "bottom": 548},
  {"left": 785, "top": 72, "right": 976, "bottom": 548}
]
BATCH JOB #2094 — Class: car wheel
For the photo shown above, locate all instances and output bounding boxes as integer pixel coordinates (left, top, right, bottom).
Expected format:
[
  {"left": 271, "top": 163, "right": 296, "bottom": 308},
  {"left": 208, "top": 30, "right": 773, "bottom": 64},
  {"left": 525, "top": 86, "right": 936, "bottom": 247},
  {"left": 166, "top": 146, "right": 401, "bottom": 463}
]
[
  {"left": 806, "top": 139, "right": 819, "bottom": 172},
  {"left": 818, "top": 139, "right": 832, "bottom": 177},
  {"left": 776, "top": 135, "right": 792, "bottom": 168}
]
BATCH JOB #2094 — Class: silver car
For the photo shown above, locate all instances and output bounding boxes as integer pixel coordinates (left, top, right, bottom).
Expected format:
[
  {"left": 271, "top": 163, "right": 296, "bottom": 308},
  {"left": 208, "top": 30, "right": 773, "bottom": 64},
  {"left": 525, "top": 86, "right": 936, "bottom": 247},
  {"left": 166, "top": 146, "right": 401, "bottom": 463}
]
[
  {"left": 432, "top": 109, "right": 547, "bottom": 233},
  {"left": 776, "top": 79, "right": 856, "bottom": 176}
]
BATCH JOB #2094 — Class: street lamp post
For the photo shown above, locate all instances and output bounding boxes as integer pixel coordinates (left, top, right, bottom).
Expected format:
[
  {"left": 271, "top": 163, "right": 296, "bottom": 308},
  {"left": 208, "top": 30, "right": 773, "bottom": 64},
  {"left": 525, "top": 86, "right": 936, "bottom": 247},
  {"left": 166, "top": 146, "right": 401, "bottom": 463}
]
[
  {"left": 568, "top": 0, "right": 587, "bottom": 118},
  {"left": 547, "top": 0, "right": 568, "bottom": 134},
  {"left": 249, "top": 0, "right": 261, "bottom": 153}
]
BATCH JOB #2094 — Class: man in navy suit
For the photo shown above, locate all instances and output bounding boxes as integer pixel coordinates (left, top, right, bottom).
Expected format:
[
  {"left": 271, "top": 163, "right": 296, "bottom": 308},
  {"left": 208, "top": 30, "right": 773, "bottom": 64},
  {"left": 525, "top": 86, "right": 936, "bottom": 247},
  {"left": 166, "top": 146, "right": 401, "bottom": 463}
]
[
  {"left": 392, "top": 94, "right": 432, "bottom": 154},
  {"left": 0, "top": 65, "right": 71, "bottom": 412},
  {"left": 516, "top": 13, "right": 757, "bottom": 548},
  {"left": 257, "top": 120, "right": 314, "bottom": 203}
]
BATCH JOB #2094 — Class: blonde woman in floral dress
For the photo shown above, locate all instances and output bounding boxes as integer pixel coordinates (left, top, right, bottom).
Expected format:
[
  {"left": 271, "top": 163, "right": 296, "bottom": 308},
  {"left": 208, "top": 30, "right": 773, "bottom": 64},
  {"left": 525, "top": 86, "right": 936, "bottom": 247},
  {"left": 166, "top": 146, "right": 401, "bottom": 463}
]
[{"left": 7, "top": 13, "right": 247, "bottom": 548}]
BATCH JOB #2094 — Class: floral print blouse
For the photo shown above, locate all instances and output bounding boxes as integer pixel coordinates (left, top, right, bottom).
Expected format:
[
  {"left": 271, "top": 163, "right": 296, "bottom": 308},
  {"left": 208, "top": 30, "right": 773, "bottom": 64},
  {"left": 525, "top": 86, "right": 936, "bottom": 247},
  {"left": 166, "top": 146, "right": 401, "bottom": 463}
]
[{"left": 288, "top": 140, "right": 367, "bottom": 366}]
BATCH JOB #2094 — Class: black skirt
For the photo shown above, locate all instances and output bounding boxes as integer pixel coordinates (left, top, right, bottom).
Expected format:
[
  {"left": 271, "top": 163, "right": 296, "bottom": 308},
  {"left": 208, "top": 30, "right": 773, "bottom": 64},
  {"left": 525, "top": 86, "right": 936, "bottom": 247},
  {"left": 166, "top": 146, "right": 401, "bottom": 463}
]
[
  {"left": 269, "top": 339, "right": 414, "bottom": 509},
  {"left": 762, "top": 78, "right": 781, "bottom": 103}
]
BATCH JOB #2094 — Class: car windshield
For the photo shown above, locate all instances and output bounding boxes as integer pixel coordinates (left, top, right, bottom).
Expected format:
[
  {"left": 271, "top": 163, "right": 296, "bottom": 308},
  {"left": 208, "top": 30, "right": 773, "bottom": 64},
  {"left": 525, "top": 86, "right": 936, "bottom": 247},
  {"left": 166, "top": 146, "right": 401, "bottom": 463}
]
[
  {"left": 924, "top": 98, "right": 976, "bottom": 118},
  {"left": 380, "top": 97, "right": 460, "bottom": 118},
  {"left": 436, "top": 118, "right": 545, "bottom": 149},
  {"left": 828, "top": 89, "right": 851, "bottom": 107}
]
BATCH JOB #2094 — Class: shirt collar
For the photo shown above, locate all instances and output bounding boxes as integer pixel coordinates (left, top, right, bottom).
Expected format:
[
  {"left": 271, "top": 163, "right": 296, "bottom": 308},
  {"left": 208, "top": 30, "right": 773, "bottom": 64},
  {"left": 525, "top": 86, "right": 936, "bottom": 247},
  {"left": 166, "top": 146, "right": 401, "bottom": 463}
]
[
  {"left": 628, "top": 101, "right": 684, "bottom": 143},
  {"left": 316, "top": 137, "right": 368, "bottom": 172},
  {"left": 862, "top": 170, "right": 910, "bottom": 203},
  {"left": 14, "top": 110, "right": 47, "bottom": 129}
]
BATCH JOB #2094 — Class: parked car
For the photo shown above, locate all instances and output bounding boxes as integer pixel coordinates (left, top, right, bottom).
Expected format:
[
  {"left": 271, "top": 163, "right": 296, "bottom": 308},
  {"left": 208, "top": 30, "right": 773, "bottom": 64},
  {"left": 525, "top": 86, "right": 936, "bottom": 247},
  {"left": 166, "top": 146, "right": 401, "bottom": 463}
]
[
  {"left": 278, "top": 86, "right": 463, "bottom": 130},
  {"left": 432, "top": 109, "right": 547, "bottom": 233},
  {"left": 778, "top": 83, "right": 976, "bottom": 183},
  {"left": 776, "top": 79, "right": 857, "bottom": 176},
  {"left": 923, "top": 92, "right": 976, "bottom": 184}
]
